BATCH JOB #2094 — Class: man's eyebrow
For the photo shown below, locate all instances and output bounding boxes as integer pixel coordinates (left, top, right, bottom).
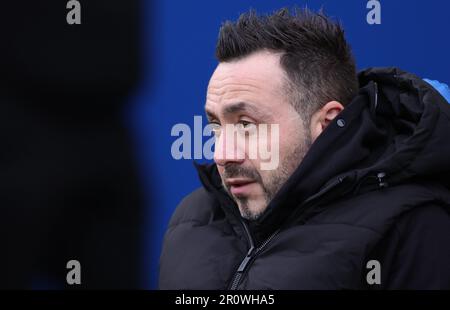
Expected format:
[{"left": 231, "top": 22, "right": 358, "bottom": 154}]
[
  {"left": 224, "top": 102, "right": 273, "bottom": 122},
  {"left": 204, "top": 102, "right": 272, "bottom": 121},
  {"left": 223, "top": 102, "right": 257, "bottom": 115}
]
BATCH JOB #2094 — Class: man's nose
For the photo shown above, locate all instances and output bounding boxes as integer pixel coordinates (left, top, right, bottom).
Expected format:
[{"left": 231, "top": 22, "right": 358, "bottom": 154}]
[{"left": 213, "top": 127, "right": 245, "bottom": 166}]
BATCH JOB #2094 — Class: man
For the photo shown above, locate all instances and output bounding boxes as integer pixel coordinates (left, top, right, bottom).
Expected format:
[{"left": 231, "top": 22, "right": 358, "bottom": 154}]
[{"left": 159, "top": 8, "right": 450, "bottom": 289}]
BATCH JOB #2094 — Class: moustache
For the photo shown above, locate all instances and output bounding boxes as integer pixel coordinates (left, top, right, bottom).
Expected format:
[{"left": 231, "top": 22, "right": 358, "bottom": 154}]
[{"left": 222, "top": 164, "right": 262, "bottom": 183}]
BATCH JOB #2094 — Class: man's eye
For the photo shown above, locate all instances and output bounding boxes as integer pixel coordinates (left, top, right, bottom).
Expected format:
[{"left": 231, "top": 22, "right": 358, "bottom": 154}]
[
  {"left": 208, "top": 121, "right": 220, "bottom": 127},
  {"left": 238, "top": 121, "right": 256, "bottom": 128},
  {"left": 239, "top": 120, "right": 252, "bottom": 127},
  {"left": 237, "top": 121, "right": 257, "bottom": 132},
  {"left": 208, "top": 122, "right": 222, "bottom": 136}
]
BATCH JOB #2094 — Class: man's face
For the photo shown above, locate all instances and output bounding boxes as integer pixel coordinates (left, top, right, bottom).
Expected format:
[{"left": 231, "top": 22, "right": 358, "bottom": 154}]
[{"left": 205, "top": 50, "right": 312, "bottom": 220}]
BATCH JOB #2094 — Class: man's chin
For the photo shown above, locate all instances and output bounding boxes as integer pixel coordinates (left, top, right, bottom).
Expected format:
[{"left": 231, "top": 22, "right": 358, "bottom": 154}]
[{"left": 236, "top": 198, "right": 267, "bottom": 221}]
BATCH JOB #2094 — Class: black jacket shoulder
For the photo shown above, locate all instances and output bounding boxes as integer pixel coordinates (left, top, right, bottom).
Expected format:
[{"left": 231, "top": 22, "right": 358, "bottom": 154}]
[{"left": 167, "top": 187, "right": 214, "bottom": 230}]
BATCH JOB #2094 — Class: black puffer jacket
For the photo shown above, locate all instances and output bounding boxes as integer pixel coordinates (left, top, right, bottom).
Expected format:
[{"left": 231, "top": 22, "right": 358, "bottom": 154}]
[{"left": 159, "top": 68, "right": 450, "bottom": 289}]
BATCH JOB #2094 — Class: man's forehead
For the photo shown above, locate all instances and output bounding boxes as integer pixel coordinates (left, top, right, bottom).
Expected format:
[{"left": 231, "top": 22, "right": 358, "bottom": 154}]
[{"left": 206, "top": 51, "right": 287, "bottom": 113}]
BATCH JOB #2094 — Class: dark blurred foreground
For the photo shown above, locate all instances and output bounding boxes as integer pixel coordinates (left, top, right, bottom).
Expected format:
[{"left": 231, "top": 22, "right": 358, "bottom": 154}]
[{"left": 0, "top": 1, "right": 144, "bottom": 289}]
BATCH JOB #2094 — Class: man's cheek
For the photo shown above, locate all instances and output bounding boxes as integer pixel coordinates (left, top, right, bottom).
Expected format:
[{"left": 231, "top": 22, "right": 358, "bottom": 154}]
[
  {"left": 258, "top": 124, "right": 280, "bottom": 171},
  {"left": 217, "top": 166, "right": 225, "bottom": 178}
]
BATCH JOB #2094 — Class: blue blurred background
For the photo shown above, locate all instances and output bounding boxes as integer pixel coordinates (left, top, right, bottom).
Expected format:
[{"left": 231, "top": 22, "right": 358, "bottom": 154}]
[{"left": 129, "top": 0, "right": 450, "bottom": 288}]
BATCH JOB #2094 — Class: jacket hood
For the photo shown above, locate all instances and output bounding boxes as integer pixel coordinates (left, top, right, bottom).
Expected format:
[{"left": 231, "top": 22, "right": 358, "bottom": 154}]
[{"left": 196, "top": 67, "right": 450, "bottom": 241}]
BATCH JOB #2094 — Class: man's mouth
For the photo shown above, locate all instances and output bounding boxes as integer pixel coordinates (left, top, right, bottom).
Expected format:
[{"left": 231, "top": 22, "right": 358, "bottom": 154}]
[{"left": 225, "top": 178, "right": 257, "bottom": 196}]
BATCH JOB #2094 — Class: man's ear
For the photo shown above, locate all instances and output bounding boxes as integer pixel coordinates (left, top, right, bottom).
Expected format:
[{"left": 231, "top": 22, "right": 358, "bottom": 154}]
[{"left": 310, "top": 101, "right": 344, "bottom": 141}]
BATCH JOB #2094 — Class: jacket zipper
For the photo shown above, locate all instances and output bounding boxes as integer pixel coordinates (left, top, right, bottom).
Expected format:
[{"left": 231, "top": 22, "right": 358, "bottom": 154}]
[
  {"left": 228, "top": 175, "right": 347, "bottom": 290},
  {"left": 229, "top": 223, "right": 279, "bottom": 290}
]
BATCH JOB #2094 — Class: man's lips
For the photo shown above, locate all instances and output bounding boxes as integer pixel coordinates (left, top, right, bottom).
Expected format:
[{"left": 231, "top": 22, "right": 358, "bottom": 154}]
[{"left": 225, "top": 178, "right": 257, "bottom": 196}]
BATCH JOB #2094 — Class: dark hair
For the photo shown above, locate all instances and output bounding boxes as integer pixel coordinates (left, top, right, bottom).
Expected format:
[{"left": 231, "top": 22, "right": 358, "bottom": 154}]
[{"left": 216, "top": 8, "right": 358, "bottom": 126}]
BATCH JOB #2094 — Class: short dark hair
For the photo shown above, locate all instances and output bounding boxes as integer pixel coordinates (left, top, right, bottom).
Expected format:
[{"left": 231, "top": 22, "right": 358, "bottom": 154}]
[{"left": 216, "top": 8, "right": 358, "bottom": 126}]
